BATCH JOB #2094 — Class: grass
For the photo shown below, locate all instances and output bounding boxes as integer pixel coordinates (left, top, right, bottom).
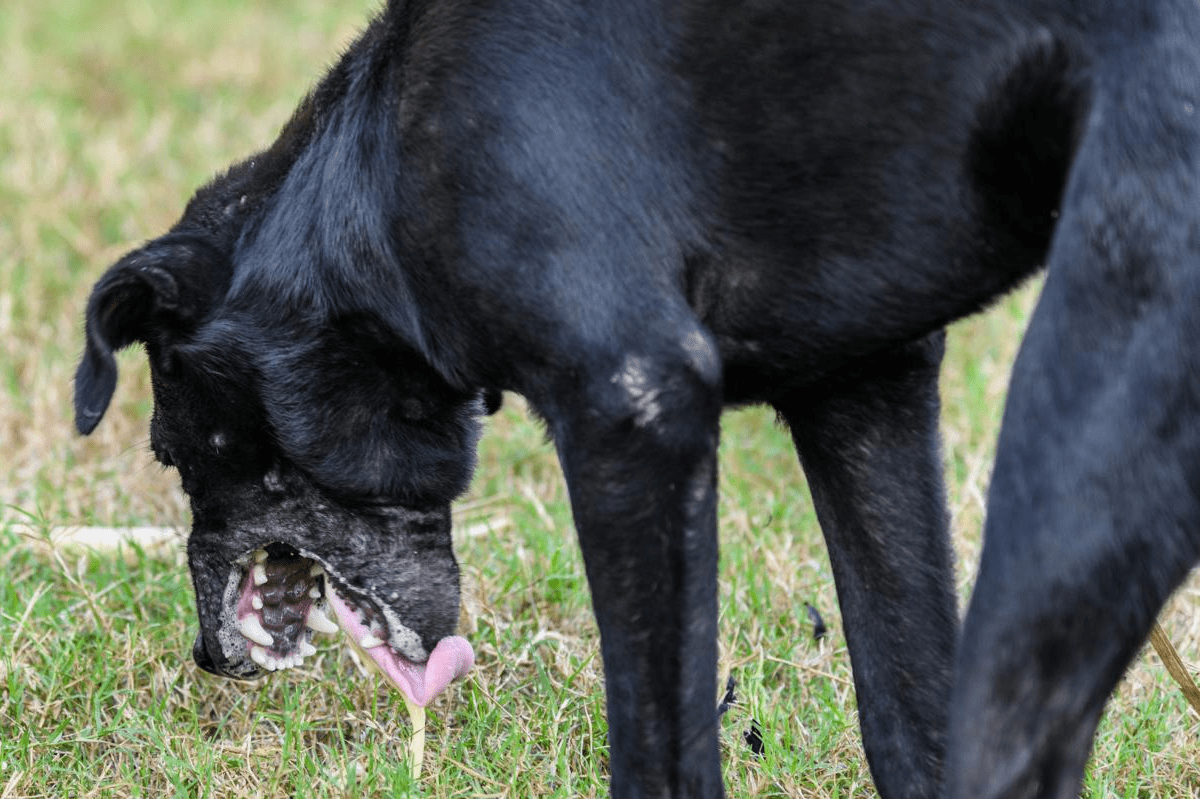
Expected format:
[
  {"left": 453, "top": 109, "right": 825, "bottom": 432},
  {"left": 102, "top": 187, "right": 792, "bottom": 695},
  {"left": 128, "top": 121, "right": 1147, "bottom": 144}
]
[{"left": 2, "top": 1, "right": 1198, "bottom": 796}]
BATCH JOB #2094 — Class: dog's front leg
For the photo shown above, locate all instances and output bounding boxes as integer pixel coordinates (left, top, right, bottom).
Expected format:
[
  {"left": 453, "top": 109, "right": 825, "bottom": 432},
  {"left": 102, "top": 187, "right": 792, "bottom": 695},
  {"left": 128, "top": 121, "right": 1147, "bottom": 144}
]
[
  {"left": 537, "top": 335, "right": 725, "bottom": 798},
  {"left": 777, "top": 332, "right": 957, "bottom": 799}
]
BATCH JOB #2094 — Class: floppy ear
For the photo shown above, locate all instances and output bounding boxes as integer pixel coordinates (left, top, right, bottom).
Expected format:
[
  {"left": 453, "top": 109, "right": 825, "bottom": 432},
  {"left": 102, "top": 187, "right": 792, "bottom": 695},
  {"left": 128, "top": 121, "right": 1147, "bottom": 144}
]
[{"left": 74, "top": 237, "right": 228, "bottom": 434}]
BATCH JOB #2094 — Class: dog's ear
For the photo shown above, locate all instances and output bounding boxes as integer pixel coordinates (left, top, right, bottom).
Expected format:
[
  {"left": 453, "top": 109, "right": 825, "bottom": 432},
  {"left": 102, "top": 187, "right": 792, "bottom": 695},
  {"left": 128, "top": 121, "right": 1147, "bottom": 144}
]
[{"left": 74, "top": 237, "right": 229, "bottom": 434}]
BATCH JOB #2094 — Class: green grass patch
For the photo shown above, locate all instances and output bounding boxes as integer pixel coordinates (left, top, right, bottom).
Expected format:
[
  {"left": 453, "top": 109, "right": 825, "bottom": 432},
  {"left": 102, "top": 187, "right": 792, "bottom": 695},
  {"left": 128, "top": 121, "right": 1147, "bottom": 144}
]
[{"left": 3, "top": 1, "right": 1198, "bottom": 796}]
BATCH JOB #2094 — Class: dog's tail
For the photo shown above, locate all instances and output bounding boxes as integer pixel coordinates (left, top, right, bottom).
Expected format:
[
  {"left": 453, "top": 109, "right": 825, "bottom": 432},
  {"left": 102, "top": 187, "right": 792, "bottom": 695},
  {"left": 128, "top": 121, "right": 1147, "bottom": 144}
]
[{"left": 949, "top": 8, "right": 1200, "bottom": 798}]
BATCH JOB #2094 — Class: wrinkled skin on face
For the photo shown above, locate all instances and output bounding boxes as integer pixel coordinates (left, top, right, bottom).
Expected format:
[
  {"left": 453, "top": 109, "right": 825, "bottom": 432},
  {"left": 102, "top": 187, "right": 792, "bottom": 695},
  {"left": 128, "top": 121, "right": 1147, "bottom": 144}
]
[{"left": 75, "top": 228, "right": 486, "bottom": 705}]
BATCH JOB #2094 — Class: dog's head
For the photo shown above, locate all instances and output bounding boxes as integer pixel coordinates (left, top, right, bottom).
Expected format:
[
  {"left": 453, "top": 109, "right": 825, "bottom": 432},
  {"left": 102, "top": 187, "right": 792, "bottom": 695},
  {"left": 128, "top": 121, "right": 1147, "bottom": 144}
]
[{"left": 74, "top": 182, "right": 490, "bottom": 704}]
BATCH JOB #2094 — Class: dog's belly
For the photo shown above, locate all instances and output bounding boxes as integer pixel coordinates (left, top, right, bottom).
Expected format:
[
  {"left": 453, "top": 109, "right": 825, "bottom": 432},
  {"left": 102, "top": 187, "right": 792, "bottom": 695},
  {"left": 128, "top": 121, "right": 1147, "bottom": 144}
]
[
  {"left": 702, "top": 260, "right": 1040, "bottom": 405},
  {"left": 689, "top": 157, "right": 1048, "bottom": 404}
]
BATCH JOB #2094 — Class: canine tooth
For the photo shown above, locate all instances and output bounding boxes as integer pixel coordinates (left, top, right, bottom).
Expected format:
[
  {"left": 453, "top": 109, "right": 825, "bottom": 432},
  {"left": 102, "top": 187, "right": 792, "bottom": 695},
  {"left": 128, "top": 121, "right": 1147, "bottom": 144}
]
[
  {"left": 298, "top": 640, "right": 318, "bottom": 657},
  {"left": 309, "top": 563, "right": 325, "bottom": 577},
  {"left": 253, "top": 564, "right": 268, "bottom": 586},
  {"left": 250, "top": 645, "right": 271, "bottom": 669},
  {"left": 309, "top": 585, "right": 321, "bottom": 600},
  {"left": 251, "top": 594, "right": 264, "bottom": 611},
  {"left": 358, "top": 633, "right": 385, "bottom": 649},
  {"left": 239, "top": 615, "right": 275, "bottom": 647},
  {"left": 254, "top": 549, "right": 268, "bottom": 563},
  {"left": 305, "top": 604, "right": 339, "bottom": 634}
]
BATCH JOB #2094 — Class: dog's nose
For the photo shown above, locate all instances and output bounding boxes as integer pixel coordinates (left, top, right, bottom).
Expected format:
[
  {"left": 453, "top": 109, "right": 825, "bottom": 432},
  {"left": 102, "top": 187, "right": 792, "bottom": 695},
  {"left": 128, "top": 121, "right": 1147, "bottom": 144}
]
[{"left": 192, "top": 630, "right": 222, "bottom": 676}]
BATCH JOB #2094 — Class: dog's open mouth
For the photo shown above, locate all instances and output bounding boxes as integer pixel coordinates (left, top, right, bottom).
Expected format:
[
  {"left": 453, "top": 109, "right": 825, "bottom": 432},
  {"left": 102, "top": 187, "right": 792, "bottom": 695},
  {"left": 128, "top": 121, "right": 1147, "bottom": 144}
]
[{"left": 231, "top": 543, "right": 473, "bottom": 707}]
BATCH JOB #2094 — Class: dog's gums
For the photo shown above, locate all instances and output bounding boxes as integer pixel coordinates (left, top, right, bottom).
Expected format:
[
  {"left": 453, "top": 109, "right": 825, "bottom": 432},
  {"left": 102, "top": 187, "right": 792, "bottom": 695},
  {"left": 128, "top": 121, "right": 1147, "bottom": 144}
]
[{"left": 232, "top": 543, "right": 473, "bottom": 707}]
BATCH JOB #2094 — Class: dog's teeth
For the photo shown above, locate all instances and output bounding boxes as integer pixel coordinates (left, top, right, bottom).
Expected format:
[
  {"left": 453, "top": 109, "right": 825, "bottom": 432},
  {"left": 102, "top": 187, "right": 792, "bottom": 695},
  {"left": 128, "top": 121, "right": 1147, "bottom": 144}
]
[
  {"left": 309, "top": 563, "right": 325, "bottom": 577},
  {"left": 254, "top": 549, "right": 268, "bottom": 563},
  {"left": 306, "top": 604, "right": 339, "bottom": 634},
  {"left": 298, "top": 640, "right": 318, "bottom": 657},
  {"left": 250, "top": 645, "right": 271, "bottom": 669},
  {"left": 358, "top": 633, "right": 385, "bottom": 648},
  {"left": 251, "top": 594, "right": 264, "bottom": 611},
  {"left": 239, "top": 615, "right": 275, "bottom": 647},
  {"left": 253, "top": 564, "right": 268, "bottom": 586},
  {"left": 309, "top": 585, "right": 321, "bottom": 600}
]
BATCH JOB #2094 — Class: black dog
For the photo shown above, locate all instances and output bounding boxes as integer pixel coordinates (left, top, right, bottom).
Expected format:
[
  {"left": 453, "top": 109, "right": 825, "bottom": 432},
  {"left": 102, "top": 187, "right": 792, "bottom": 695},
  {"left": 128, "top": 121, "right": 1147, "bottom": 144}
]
[{"left": 74, "top": 1, "right": 1200, "bottom": 796}]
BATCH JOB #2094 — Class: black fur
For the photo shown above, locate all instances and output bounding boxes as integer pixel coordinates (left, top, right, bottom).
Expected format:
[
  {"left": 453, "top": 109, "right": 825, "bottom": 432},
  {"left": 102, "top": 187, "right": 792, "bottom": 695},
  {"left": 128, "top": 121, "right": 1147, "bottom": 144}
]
[{"left": 75, "top": 1, "right": 1200, "bottom": 797}]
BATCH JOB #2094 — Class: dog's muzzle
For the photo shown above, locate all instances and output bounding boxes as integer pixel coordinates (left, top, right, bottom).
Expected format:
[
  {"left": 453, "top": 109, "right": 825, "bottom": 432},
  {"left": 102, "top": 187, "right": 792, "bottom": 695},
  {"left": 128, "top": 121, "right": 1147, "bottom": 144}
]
[{"left": 193, "top": 542, "right": 474, "bottom": 708}]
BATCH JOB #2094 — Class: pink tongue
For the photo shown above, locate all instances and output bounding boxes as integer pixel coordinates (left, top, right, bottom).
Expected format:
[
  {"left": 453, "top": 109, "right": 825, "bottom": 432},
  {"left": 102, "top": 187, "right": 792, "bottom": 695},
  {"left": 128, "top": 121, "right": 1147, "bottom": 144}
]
[{"left": 325, "top": 590, "right": 474, "bottom": 707}]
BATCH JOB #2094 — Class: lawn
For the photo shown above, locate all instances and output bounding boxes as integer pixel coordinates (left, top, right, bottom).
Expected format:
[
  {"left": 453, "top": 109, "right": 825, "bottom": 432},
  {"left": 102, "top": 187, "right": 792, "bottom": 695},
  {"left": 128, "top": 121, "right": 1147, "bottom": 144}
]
[{"left": 2, "top": 1, "right": 1198, "bottom": 796}]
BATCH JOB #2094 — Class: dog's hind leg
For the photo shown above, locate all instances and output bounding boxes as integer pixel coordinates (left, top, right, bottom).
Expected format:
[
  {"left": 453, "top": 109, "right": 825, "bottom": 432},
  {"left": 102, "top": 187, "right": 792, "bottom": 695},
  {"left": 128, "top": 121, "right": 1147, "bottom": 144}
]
[
  {"left": 535, "top": 321, "right": 726, "bottom": 798},
  {"left": 945, "top": 33, "right": 1200, "bottom": 798},
  {"left": 777, "top": 331, "right": 957, "bottom": 799}
]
